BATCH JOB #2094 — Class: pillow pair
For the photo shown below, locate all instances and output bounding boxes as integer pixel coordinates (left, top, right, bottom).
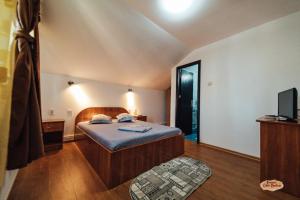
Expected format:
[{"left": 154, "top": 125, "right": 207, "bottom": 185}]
[
  {"left": 90, "top": 113, "right": 134, "bottom": 124},
  {"left": 90, "top": 114, "right": 112, "bottom": 124},
  {"left": 116, "top": 113, "right": 134, "bottom": 122}
]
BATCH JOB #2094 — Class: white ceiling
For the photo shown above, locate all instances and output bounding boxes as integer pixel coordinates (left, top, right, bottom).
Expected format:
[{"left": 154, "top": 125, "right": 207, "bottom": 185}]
[
  {"left": 126, "top": 0, "right": 300, "bottom": 48},
  {"left": 40, "top": 0, "right": 300, "bottom": 90}
]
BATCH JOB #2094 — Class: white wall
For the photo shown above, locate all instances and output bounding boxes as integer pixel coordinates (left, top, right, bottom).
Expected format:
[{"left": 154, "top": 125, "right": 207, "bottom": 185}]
[
  {"left": 171, "top": 12, "right": 300, "bottom": 157},
  {"left": 41, "top": 73, "right": 166, "bottom": 138}
]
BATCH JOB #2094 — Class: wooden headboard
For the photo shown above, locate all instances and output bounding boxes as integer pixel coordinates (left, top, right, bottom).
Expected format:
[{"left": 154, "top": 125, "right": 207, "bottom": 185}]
[{"left": 75, "top": 107, "right": 128, "bottom": 125}]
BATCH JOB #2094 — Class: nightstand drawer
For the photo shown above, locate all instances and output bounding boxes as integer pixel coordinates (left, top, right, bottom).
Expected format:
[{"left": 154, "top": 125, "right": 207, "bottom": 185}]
[
  {"left": 136, "top": 115, "right": 147, "bottom": 122},
  {"left": 42, "top": 119, "right": 65, "bottom": 152},
  {"left": 43, "top": 121, "right": 64, "bottom": 132}
]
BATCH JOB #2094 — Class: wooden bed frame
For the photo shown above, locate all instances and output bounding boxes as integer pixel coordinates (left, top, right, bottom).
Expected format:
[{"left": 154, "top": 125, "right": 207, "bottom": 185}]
[{"left": 74, "top": 107, "right": 184, "bottom": 189}]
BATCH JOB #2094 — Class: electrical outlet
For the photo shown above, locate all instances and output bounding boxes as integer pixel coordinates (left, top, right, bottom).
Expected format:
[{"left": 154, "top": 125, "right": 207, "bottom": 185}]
[{"left": 67, "top": 109, "right": 73, "bottom": 117}]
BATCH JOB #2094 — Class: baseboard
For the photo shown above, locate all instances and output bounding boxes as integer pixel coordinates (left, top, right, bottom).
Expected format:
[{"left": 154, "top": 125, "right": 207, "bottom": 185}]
[
  {"left": 0, "top": 169, "right": 18, "bottom": 200},
  {"left": 63, "top": 135, "right": 74, "bottom": 143},
  {"left": 200, "top": 142, "right": 260, "bottom": 162}
]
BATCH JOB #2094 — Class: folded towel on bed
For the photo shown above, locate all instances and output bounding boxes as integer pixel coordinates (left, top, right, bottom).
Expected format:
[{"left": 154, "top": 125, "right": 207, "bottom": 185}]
[{"left": 118, "top": 125, "right": 152, "bottom": 133}]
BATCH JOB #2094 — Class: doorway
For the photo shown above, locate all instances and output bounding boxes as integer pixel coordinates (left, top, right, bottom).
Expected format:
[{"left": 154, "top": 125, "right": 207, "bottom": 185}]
[{"left": 176, "top": 61, "right": 201, "bottom": 143}]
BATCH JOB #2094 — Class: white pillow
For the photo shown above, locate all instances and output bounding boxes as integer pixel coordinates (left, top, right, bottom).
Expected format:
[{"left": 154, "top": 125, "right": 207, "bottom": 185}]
[
  {"left": 116, "top": 113, "right": 133, "bottom": 122},
  {"left": 92, "top": 114, "right": 111, "bottom": 120},
  {"left": 116, "top": 113, "right": 130, "bottom": 119},
  {"left": 90, "top": 114, "right": 112, "bottom": 124}
]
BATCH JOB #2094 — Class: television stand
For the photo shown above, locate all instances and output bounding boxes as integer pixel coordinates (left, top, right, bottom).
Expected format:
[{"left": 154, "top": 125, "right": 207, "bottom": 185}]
[{"left": 257, "top": 117, "right": 300, "bottom": 197}]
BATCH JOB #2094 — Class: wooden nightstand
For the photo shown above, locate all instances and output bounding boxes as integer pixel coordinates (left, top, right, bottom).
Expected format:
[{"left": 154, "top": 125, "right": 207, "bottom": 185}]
[
  {"left": 135, "top": 115, "right": 147, "bottom": 122},
  {"left": 42, "top": 119, "right": 65, "bottom": 152}
]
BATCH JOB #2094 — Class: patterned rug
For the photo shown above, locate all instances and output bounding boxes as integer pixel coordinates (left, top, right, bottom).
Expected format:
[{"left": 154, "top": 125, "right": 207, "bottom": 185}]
[{"left": 129, "top": 157, "right": 212, "bottom": 200}]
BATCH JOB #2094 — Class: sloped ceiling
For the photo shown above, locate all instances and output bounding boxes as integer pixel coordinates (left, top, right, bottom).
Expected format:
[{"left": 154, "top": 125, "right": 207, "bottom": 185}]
[
  {"left": 125, "top": 0, "right": 300, "bottom": 48},
  {"left": 40, "top": 0, "right": 189, "bottom": 90},
  {"left": 40, "top": 0, "right": 300, "bottom": 90}
]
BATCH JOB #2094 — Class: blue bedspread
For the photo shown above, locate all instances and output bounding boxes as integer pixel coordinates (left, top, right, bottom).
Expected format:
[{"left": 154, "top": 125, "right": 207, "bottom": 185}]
[{"left": 77, "top": 120, "right": 182, "bottom": 151}]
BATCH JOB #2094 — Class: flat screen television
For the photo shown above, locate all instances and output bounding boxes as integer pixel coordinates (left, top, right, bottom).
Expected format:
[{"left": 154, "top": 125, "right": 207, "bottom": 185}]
[{"left": 278, "top": 88, "right": 298, "bottom": 120}]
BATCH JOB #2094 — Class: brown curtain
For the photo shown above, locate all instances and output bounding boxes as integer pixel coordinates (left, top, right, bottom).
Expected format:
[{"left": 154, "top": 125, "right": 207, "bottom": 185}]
[{"left": 7, "top": 0, "right": 44, "bottom": 170}]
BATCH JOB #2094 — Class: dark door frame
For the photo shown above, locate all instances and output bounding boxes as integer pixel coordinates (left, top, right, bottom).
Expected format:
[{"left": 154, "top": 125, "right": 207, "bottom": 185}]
[{"left": 176, "top": 60, "right": 201, "bottom": 144}]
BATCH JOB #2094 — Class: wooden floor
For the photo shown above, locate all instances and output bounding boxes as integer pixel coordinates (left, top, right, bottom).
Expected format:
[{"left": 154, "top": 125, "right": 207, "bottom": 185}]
[{"left": 8, "top": 141, "right": 299, "bottom": 200}]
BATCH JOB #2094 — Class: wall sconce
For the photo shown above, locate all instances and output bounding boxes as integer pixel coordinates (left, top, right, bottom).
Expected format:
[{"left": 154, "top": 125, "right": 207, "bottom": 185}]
[
  {"left": 126, "top": 88, "right": 135, "bottom": 115},
  {"left": 68, "top": 81, "right": 74, "bottom": 86}
]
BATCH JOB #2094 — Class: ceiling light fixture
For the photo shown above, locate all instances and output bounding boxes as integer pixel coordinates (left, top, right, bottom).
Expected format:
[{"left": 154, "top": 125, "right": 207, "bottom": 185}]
[{"left": 161, "top": 0, "right": 193, "bottom": 14}]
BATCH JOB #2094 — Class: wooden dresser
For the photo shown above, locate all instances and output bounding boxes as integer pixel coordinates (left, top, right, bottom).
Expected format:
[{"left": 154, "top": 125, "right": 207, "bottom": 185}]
[
  {"left": 42, "top": 119, "right": 65, "bottom": 152},
  {"left": 257, "top": 117, "right": 300, "bottom": 197}
]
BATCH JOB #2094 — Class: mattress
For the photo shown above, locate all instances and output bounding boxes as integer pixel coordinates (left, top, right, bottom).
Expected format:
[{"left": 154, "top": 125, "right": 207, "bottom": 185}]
[{"left": 77, "top": 120, "right": 182, "bottom": 151}]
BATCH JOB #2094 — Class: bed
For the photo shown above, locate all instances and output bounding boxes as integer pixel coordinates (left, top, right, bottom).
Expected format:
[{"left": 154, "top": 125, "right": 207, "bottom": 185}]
[{"left": 74, "top": 107, "right": 184, "bottom": 189}]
